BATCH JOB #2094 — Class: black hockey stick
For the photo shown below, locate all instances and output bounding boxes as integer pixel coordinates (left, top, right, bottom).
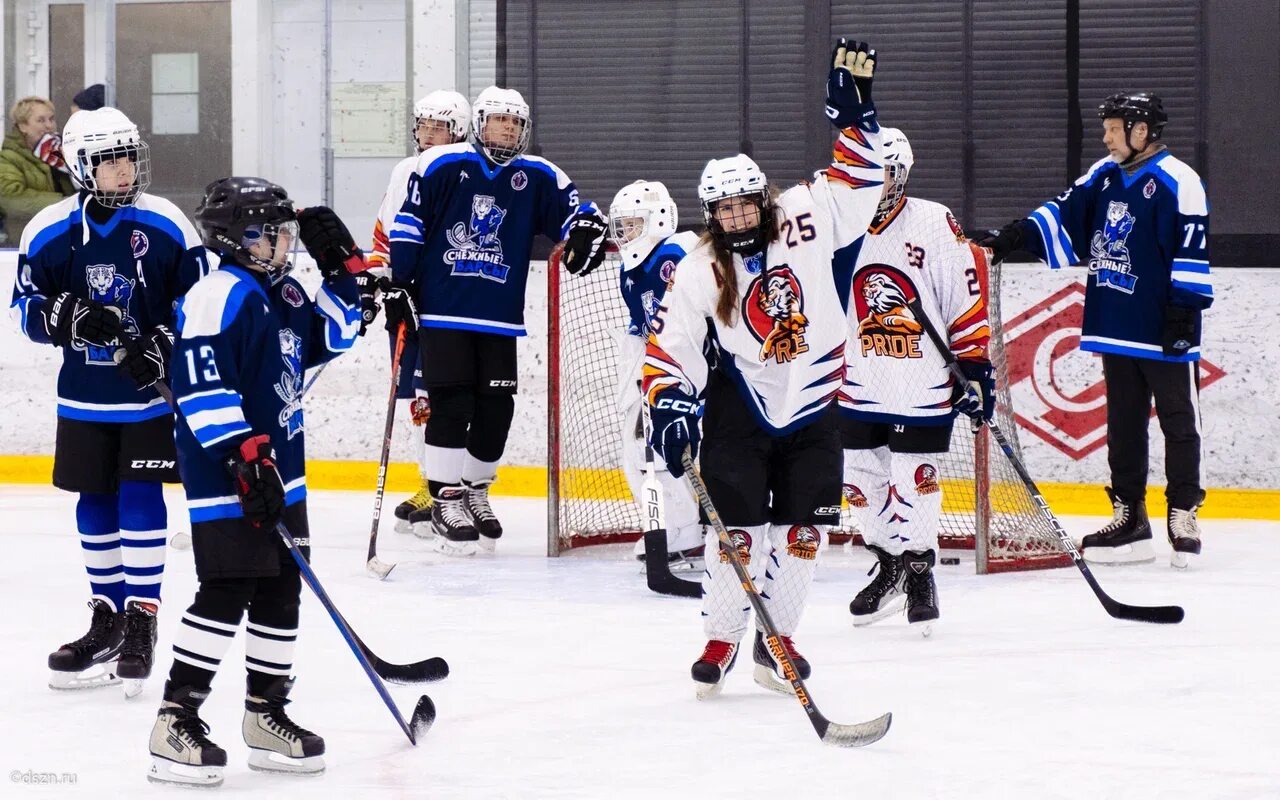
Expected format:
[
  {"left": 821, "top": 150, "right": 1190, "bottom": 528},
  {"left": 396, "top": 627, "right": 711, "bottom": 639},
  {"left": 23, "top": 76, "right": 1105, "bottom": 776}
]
[
  {"left": 681, "top": 451, "right": 893, "bottom": 747},
  {"left": 275, "top": 520, "right": 435, "bottom": 744},
  {"left": 906, "top": 297, "right": 1184, "bottom": 625},
  {"left": 640, "top": 405, "right": 702, "bottom": 598},
  {"left": 365, "top": 323, "right": 408, "bottom": 580}
]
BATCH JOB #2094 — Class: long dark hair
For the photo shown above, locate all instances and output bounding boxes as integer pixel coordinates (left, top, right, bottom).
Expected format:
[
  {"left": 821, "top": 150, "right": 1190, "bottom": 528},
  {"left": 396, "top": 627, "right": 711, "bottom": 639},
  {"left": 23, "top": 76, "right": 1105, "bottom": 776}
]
[{"left": 698, "top": 188, "right": 782, "bottom": 327}]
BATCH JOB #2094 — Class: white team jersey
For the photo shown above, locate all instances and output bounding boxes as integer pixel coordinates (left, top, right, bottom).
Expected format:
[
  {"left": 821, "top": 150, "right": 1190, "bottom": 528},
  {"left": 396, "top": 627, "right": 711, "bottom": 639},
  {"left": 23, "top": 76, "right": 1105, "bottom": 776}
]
[
  {"left": 840, "top": 197, "right": 991, "bottom": 425},
  {"left": 645, "top": 127, "right": 883, "bottom": 435},
  {"left": 367, "top": 154, "right": 419, "bottom": 273}
]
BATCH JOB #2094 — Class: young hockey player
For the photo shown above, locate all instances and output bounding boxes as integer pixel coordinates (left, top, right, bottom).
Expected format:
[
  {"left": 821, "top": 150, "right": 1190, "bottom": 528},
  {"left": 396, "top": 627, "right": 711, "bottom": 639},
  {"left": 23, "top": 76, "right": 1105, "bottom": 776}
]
[
  {"left": 840, "top": 127, "right": 994, "bottom": 633},
  {"left": 972, "top": 93, "right": 1211, "bottom": 568},
  {"left": 608, "top": 179, "right": 704, "bottom": 564},
  {"left": 367, "top": 90, "right": 471, "bottom": 535},
  {"left": 144, "top": 179, "right": 396, "bottom": 787},
  {"left": 9, "top": 107, "right": 207, "bottom": 693},
  {"left": 644, "top": 39, "right": 883, "bottom": 698},
  {"left": 389, "top": 85, "right": 608, "bottom": 556}
]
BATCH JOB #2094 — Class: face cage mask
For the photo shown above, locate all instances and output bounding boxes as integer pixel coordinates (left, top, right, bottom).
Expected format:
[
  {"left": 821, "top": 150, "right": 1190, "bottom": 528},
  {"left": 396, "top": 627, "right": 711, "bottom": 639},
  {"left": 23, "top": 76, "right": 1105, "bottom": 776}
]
[
  {"left": 875, "top": 163, "right": 908, "bottom": 221},
  {"left": 414, "top": 116, "right": 463, "bottom": 152},
  {"left": 705, "top": 192, "right": 768, "bottom": 255},
  {"left": 80, "top": 142, "right": 152, "bottom": 208},
  {"left": 236, "top": 220, "right": 299, "bottom": 285},
  {"left": 475, "top": 112, "right": 530, "bottom": 165}
]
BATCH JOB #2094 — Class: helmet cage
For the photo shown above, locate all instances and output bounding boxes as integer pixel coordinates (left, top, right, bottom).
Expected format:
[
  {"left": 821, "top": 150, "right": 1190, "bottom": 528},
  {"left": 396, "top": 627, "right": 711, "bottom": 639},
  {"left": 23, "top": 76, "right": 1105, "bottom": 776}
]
[{"left": 76, "top": 141, "right": 151, "bottom": 208}]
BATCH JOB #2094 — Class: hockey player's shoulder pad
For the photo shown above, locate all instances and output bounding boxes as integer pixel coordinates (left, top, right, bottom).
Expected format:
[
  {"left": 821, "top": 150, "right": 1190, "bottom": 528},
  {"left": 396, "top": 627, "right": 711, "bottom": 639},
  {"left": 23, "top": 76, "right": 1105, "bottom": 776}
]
[
  {"left": 132, "top": 193, "right": 204, "bottom": 249},
  {"left": 1152, "top": 154, "right": 1208, "bottom": 216},
  {"left": 18, "top": 194, "right": 81, "bottom": 259},
  {"left": 508, "top": 152, "right": 574, "bottom": 190},
  {"left": 176, "top": 267, "right": 268, "bottom": 339},
  {"left": 646, "top": 231, "right": 701, "bottom": 277},
  {"left": 901, "top": 197, "right": 970, "bottom": 244},
  {"left": 414, "top": 140, "right": 475, "bottom": 181},
  {"left": 1075, "top": 156, "right": 1116, "bottom": 190}
]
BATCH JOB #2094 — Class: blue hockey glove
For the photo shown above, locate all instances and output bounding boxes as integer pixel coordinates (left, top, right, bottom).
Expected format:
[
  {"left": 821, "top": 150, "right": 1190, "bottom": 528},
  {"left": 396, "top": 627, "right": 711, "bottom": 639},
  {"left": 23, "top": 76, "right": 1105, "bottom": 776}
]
[
  {"left": 825, "top": 38, "right": 878, "bottom": 130},
  {"left": 648, "top": 390, "right": 702, "bottom": 478},
  {"left": 953, "top": 360, "right": 996, "bottom": 430}
]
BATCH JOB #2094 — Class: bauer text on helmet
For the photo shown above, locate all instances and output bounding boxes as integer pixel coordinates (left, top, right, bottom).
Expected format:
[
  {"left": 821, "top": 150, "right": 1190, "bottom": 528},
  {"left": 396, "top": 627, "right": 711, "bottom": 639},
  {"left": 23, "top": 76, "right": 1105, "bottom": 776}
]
[
  {"left": 414, "top": 90, "right": 471, "bottom": 151},
  {"left": 472, "top": 86, "right": 531, "bottom": 165},
  {"left": 61, "top": 107, "right": 152, "bottom": 208},
  {"left": 609, "top": 180, "right": 679, "bottom": 268}
]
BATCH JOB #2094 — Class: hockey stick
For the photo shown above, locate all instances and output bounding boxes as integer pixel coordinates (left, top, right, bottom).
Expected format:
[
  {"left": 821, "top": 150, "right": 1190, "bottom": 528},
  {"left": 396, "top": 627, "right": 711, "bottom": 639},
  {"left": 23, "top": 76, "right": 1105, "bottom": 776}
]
[
  {"left": 301, "top": 362, "right": 328, "bottom": 398},
  {"left": 906, "top": 297, "right": 1184, "bottom": 625},
  {"left": 365, "top": 323, "right": 407, "bottom": 580},
  {"left": 640, "top": 405, "right": 702, "bottom": 598},
  {"left": 275, "top": 520, "right": 435, "bottom": 744},
  {"left": 681, "top": 450, "right": 893, "bottom": 747}
]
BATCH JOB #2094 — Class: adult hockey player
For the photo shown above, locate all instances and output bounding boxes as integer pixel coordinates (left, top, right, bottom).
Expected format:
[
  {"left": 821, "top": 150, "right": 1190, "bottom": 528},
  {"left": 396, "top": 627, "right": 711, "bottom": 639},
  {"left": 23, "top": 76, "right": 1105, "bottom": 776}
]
[
  {"left": 644, "top": 39, "right": 883, "bottom": 698},
  {"left": 389, "top": 85, "right": 608, "bottom": 556},
  {"left": 839, "top": 127, "right": 994, "bottom": 632},
  {"left": 145, "top": 179, "right": 376, "bottom": 787},
  {"left": 367, "top": 90, "right": 471, "bottom": 535},
  {"left": 9, "top": 107, "right": 207, "bottom": 692},
  {"left": 609, "top": 179, "right": 703, "bottom": 564},
  {"left": 971, "top": 93, "right": 1211, "bottom": 569}
]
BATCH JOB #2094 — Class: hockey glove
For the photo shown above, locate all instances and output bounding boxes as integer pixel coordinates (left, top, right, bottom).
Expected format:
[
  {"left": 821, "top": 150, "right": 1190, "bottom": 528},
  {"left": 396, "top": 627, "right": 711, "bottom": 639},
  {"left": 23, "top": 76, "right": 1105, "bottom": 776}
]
[
  {"left": 298, "top": 206, "right": 366, "bottom": 281},
  {"left": 648, "top": 390, "right": 702, "bottom": 478},
  {"left": 33, "top": 132, "right": 67, "bottom": 172},
  {"left": 353, "top": 270, "right": 381, "bottom": 336},
  {"left": 1162, "top": 305, "right": 1197, "bottom": 358},
  {"left": 45, "top": 292, "right": 124, "bottom": 348},
  {"left": 953, "top": 360, "right": 996, "bottom": 431},
  {"left": 116, "top": 325, "right": 174, "bottom": 390},
  {"left": 224, "top": 434, "right": 286, "bottom": 528},
  {"left": 380, "top": 280, "right": 419, "bottom": 335},
  {"left": 561, "top": 211, "right": 609, "bottom": 276},
  {"left": 967, "top": 219, "right": 1030, "bottom": 266},
  {"left": 825, "top": 38, "right": 878, "bottom": 130}
]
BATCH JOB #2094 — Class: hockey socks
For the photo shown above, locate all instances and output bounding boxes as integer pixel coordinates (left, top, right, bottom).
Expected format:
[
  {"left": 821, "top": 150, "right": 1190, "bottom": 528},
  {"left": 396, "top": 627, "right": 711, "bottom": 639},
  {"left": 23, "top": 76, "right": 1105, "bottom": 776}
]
[{"left": 119, "top": 480, "right": 167, "bottom": 606}]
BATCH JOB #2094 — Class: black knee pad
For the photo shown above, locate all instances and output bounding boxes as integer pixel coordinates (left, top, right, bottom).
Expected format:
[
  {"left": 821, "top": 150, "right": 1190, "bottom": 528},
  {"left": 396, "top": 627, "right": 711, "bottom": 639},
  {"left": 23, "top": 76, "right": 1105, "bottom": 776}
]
[
  {"left": 425, "top": 385, "right": 475, "bottom": 448},
  {"left": 191, "top": 578, "right": 257, "bottom": 623},
  {"left": 468, "top": 392, "right": 515, "bottom": 463}
]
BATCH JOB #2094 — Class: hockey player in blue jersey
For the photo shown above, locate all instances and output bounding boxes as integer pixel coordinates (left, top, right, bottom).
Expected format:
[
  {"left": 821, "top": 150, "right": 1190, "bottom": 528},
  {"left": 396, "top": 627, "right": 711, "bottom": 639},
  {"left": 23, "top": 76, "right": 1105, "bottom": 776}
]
[
  {"left": 389, "top": 85, "right": 609, "bottom": 555},
  {"left": 972, "top": 92, "right": 1212, "bottom": 569},
  {"left": 8, "top": 107, "right": 208, "bottom": 693},
  {"left": 144, "top": 179, "right": 375, "bottom": 787},
  {"left": 608, "top": 180, "right": 704, "bottom": 565}
]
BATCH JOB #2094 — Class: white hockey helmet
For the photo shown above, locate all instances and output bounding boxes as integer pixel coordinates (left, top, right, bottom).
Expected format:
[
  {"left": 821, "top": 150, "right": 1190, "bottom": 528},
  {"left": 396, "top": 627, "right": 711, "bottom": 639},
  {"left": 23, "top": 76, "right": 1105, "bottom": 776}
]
[
  {"left": 698, "top": 154, "right": 771, "bottom": 254},
  {"left": 413, "top": 90, "right": 471, "bottom": 150},
  {"left": 62, "top": 107, "right": 150, "bottom": 208},
  {"left": 608, "top": 180, "right": 679, "bottom": 269},
  {"left": 877, "top": 127, "right": 914, "bottom": 218},
  {"left": 471, "top": 86, "right": 531, "bottom": 166}
]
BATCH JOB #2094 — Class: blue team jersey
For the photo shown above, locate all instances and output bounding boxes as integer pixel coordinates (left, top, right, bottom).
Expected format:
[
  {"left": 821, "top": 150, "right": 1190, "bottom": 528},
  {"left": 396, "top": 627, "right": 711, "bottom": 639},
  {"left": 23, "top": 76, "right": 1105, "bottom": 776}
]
[
  {"left": 388, "top": 142, "right": 599, "bottom": 336},
  {"left": 619, "top": 231, "right": 700, "bottom": 338},
  {"left": 170, "top": 260, "right": 361, "bottom": 524},
  {"left": 9, "top": 192, "right": 209, "bottom": 421},
  {"left": 1023, "top": 150, "right": 1212, "bottom": 362}
]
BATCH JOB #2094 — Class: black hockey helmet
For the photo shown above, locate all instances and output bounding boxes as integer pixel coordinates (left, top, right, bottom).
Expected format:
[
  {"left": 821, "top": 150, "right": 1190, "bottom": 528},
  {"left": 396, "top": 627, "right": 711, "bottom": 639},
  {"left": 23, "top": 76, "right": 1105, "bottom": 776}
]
[
  {"left": 1098, "top": 92, "right": 1168, "bottom": 142},
  {"left": 195, "top": 177, "right": 298, "bottom": 283}
]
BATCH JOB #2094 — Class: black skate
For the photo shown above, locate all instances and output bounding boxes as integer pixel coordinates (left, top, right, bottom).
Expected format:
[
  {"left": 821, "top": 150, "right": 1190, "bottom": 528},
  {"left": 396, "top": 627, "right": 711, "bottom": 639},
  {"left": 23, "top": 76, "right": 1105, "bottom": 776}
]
[
  {"left": 394, "top": 483, "right": 432, "bottom": 534},
  {"left": 408, "top": 504, "right": 434, "bottom": 540},
  {"left": 463, "top": 479, "right": 502, "bottom": 553},
  {"left": 903, "top": 550, "right": 940, "bottom": 637},
  {"left": 691, "top": 640, "right": 738, "bottom": 700},
  {"left": 849, "top": 544, "right": 906, "bottom": 626},
  {"left": 1080, "top": 486, "right": 1154, "bottom": 565},
  {"left": 48, "top": 599, "right": 124, "bottom": 690},
  {"left": 243, "top": 676, "right": 325, "bottom": 775},
  {"left": 751, "top": 630, "right": 810, "bottom": 696},
  {"left": 117, "top": 601, "right": 159, "bottom": 697},
  {"left": 1168, "top": 491, "right": 1205, "bottom": 570},
  {"left": 148, "top": 684, "right": 227, "bottom": 787},
  {"left": 430, "top": 486, "right": 479, "bottom": 556}
]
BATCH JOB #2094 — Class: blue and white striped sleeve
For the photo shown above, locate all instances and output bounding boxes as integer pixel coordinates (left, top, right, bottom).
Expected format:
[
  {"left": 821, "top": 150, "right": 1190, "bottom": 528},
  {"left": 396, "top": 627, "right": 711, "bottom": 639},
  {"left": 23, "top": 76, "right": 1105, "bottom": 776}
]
[
  {"left": 1161, "top": 161, "right": 1213, "bottom": 309},
  {"left": 1025, "top": 158, "right": 1110, "bottom": 269},
  {"left": 309, "top": 279, "right": 362, "bottom": 365}
]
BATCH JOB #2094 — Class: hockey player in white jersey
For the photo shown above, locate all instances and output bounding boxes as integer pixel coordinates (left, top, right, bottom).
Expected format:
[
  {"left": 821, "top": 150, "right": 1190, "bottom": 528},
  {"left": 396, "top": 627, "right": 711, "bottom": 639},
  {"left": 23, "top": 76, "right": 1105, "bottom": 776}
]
[
  {"left": 609, "top": 180, "right": 704, "bottom": 564},
  {"left": 839, "top": 127, "right": 994, "bottom": 633},
  {"left": 366, "top": 90, "right": 471, "bottom": 534},
  {"left": 644, "top": 39, "right": 883, "bottom": 698}
]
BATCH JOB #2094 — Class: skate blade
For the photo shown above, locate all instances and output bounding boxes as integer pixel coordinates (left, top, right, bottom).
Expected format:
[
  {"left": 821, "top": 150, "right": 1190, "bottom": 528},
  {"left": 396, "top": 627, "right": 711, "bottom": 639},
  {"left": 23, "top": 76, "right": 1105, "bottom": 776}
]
[
  {"left": 1170, "top": 549, "right": 1196, "bottom": 570},
  {"left": 851, "top": 594, "right": 907, "bottom": 627},
  {"left": 394, "top": 519, "right": 414, "bottom": 535},
  {"left": 752, "top": 664, "right": 797, "bottom": 697},
  {"left": 694, "top": 679, "right": 726, "bottom": 701},
  {"left": 429, "top": 536, "right": 477, "bottom": 557},
  {"left": 49, "top": 663, "right": 120, "bottom": 690},
  {"left": 1082, "top": 540, "right": 1156, "bottom": 565},
  {"left": 148, "top": 756, "right": 224, "bottom": 787},
  {"left": 247, "top": 748, "right": 325, "bottom": 775},
  {"left": 411, "top": 522, "right": 438, "bottom": 542},
  {"left": 122, "top": 678, "right": 145, "bottom": 698},
  {"left": 911, "top": 620, "right": 936, "bottom": 638},
  {"left": 476, "top": 536, "right": 498, "bottom": 556}
]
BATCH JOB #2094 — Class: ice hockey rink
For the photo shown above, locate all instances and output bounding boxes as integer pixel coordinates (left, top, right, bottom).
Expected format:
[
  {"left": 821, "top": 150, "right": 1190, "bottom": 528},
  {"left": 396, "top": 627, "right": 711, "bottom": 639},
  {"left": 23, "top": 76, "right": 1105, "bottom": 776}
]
[{"left": 1, "top": 485, "right": 1276, "bottom": 799}]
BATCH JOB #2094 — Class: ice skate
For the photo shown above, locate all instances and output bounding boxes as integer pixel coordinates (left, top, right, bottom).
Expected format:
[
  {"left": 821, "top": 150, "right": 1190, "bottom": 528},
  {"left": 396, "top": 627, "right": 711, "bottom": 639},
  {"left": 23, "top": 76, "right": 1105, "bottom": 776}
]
[
  {"left": 751, "top": 630, "right": 810, "bottom": 695},
  {"left": 429, "top": 487, "right": 479, "bottom": 556},
  {"left": 1081, "top": 487, "right": 1154, "bottom": 565},
  {"left": 903, "top": 549, "right": 939, "bottom": 637},
  {"left": 117, "top": 600, "right": 159, "bottom": 698},
  {"left": 1168, "top": 493, "right": 1205, "bottom": 569},
  {"left": 691, "top": 640, "right": 738, "bottom": 700},
  {"left": 47, "top": 599, "right": 123, "bottom": 690},
  {"left": 464, "top": 480, "right": 502, "bottom": 554},
  {"left": 394, "top": 482, "right": 432, "bottom": 534},
  {"left": 849, "top": 544, "right": 906, "bottom": 626},
  {"left": 147, "top": 685, "right": 227, "bottom": 787},
  {"left": 408, "top": 504, "right": 436, "bottom": 541},
  {"left": 243, "top": 676, "right": 325, "bottom": 775}
]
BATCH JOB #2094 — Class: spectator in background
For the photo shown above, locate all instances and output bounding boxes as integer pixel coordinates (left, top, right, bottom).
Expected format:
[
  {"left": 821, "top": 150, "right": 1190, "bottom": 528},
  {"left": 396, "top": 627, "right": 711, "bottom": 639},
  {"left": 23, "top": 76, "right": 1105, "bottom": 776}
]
[
  {"left": 0, "top": 96, "right": 76, "bottom": 243},
  {"left": 72, "top": 84, "right": 106, "bottom": 114}
]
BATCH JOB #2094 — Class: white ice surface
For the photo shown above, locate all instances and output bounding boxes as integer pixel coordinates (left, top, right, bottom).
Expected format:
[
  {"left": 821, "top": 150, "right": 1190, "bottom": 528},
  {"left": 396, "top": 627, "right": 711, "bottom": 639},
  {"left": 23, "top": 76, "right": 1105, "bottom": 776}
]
[{"left": 1, "top": 486, "right": 1277, "bottom": 799}]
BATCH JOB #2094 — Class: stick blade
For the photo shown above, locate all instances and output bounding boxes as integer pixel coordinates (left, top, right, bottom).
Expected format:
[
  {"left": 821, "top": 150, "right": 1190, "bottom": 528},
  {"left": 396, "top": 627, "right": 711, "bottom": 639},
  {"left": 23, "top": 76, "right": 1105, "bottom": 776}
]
[
  {"left": 407, "top": 695, "right": 436, "bottom": 745},
  {"left": 644, "top": 531, "right": 702, "bottom": 598},
  {"left": 1107, "top": 601, "right": 1184, "bottom": 624},
  {"left": 378, "top": 656, "right": 450, "bottom": 685},
  {"left": 818, "top": 712, "right": 893, "bottom": 748},
  {"left": 367, "top": 557, "right": 396, "bottom": 581}
]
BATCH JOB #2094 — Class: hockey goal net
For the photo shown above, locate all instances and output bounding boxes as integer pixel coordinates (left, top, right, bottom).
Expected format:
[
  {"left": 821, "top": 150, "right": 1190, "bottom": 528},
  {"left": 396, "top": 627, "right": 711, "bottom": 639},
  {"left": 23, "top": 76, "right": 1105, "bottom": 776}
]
[{"left": 546, "top": 245, "right": 1071, "bottom": 573}]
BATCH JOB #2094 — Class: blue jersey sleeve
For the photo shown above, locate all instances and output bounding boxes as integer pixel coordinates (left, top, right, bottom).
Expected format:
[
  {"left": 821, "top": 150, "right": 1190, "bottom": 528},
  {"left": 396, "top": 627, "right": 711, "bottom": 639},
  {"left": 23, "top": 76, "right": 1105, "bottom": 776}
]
[
  {"left": 304, "top": 274, "right": 362, "bottom": 368},
  {"left": 536, "top": 159, "right": 599, "bottom": 243},
  {"left": 10, "top": 253, "right": 58, "bottom": 344},
  {"left": 1158, "top": 161, "right": 1213, "bottom": 309},
  {"left": 1023, "top": 157, "right": 1109, "bottom": 268}
]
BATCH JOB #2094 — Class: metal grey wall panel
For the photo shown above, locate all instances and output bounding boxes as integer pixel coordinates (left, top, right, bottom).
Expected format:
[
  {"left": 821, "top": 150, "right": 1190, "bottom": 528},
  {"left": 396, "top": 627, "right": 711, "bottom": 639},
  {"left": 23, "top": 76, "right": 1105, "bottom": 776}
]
[{"left": 746, "top": 0, "right": 812, "bottom": 189}]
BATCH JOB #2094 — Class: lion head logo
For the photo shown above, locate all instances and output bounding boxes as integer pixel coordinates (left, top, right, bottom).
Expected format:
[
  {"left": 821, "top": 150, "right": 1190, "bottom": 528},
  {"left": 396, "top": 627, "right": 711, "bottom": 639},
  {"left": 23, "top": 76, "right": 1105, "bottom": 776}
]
[
  {"left": 719, "top": 529, "right": 754, "bottom": 565},
  {"left": 785, "top": 525, "right": 820, "bottom": 561},
  {"left": 857, "top": 272, "right": 920, "bottom": 335},
  {"left": 843, "top": 483, "right": 869, "bottom": 508},
  {"left": 914, "top": 463, "right": 940, "bottom": 495},
  {"left": 743, "top": 266, "right": 809, "bottom": 363}
]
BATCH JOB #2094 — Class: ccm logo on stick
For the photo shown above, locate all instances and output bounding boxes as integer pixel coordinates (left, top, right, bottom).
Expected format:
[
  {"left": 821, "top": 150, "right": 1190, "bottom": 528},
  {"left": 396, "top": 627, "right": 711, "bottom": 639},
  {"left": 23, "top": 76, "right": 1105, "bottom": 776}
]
[{"left": 131, "top": 460, "right": 175, "bottom": 469}]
